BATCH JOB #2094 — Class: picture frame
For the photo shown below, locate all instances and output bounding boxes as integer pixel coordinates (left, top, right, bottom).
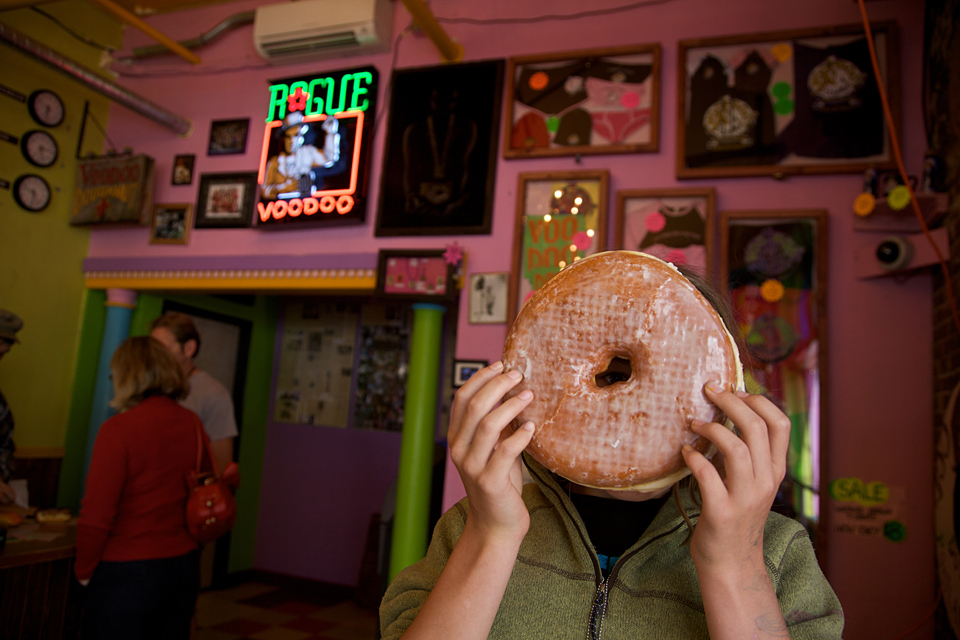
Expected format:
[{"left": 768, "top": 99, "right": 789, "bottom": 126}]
[
  {"left": 509, "top": 170, "right": 609, "bottom": 323},
  {"left": 376, "top": 249, "right": 457, "bottom": 301},
  {"left": 677, "top": 22, "right": 899, "bottom": 179},
  {"left": 194, "top": 172, "right": 258, "bottom": 228},
  {"left": 614, "top": 187, "right": 716, "bottom": 278},
  {"left": 207, "top": 118, "right": 250, "bottom": 156},
  {"left": 453, "top": 360, "right": 488, "bottom": 388},
  {"left": 504, "top": 44, "right": 661, "bottom": 159},
  {"left": 719, "top": 208, "right": 828, "bottom": 552},
  {"left": 375, "top": 60, "right": 504, "bottom": 237},
  {"left": 170, "top": 154, "right": 195, "bottom": 185},
  {"left": 468, "top": 272, "right": 509, "bottom": 324},
  {"left": 149, "top": 203, "right": 193, "bottom": 245}
]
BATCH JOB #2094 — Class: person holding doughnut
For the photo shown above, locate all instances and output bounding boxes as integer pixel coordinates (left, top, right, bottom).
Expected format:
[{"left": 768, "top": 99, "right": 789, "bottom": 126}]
[{"left": 380, "top": 254, "right": 842, "bottom": 640}]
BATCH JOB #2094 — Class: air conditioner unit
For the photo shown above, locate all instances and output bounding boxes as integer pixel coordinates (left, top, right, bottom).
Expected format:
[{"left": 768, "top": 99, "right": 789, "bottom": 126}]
[{"left": 253, "top": 0, "right": 393, "bottom": 65}]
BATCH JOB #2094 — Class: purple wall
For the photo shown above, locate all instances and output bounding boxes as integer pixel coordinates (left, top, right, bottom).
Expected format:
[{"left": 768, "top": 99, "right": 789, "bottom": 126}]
[{"left": 95, "top": 0, "right": 933, "bottom": 635}]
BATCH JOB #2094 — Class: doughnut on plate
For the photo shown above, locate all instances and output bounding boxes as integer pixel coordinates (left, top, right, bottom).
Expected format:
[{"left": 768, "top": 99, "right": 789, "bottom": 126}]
[{"left": 502, "top": 251, "right": 743, "bottom": 491}]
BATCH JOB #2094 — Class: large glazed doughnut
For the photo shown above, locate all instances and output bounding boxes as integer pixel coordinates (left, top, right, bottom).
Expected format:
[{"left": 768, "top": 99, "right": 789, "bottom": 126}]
[{"left": 502, "top": 251, "right": 743, "bottom": 490}]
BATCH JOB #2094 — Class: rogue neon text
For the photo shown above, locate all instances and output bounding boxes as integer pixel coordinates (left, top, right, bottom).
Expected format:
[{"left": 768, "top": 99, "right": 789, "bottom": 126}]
[{"left": 265, "top": 71, "right": 374, "bottom": 123}]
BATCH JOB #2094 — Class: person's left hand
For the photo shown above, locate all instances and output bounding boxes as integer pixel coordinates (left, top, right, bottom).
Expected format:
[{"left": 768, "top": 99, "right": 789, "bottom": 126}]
[{"left": 680, "top": 383, "right": 790, "bottom": 571}]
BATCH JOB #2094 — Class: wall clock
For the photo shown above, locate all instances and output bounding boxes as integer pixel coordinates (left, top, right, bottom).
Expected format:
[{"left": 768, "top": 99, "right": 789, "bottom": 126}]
[
  {"left": 13, "top": 174, "right": 51, "bottom": 212},
  {"left": 21, "top": 130, "right": 58, "bottom": 168},
  {"left": 27, "top": 89, "right": 65, "bottom": 127}
]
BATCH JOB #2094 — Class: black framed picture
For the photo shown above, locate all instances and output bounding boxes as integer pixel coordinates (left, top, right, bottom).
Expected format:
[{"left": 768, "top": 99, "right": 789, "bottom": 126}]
[
  {"left": 207, "top": 118, "right": 250, "bottom": 156},
  {"left": 149, "top": 203, "right": 193, "bottom": 244},
  {"left": 195, "top": 172, "right": 258, "bottom": 228},
  {"left": 171, "top": 154, "right": 195, "bottom": 185},
  {"left": 453, "top": 360, "right": 488, "bottom": 387},
  {"left": 376, "top": 249, "right": 457, "bottom": 301},
  {"left": 375, "top": 59, "right": 504, "bottom": 237}
]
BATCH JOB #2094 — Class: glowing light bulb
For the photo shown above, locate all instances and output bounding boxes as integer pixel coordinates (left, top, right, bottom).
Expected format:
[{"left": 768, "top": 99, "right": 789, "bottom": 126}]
[
  {"left": 558, "top": 261, "right": 567, "bottom": 269},
  {"left": 571, "top": 207, "right": 579, "bottom": 214},
  {"left": 544, "top": 214, "right": 552, "bottom": 222},
  {"left": 587, "top": 229, "right": 595, "bottom": 237},
  {"left": 574, "top": 197, "right": 582, "bottom": 205},
  {"left": 554, "top": 190, "right": 563, "bottom": 198}
]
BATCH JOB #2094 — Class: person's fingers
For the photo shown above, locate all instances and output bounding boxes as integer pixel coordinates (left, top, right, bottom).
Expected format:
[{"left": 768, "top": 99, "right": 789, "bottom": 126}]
[
  {"left": 682, "top": 444, "right": 725, "bottom": 501},
  {"left": 738, "top": 392, "right": 792, "bottom": 484},
  {"left": 483, "top": 421, "right": 535, "bottom": 485},
  {"left": 704, "top": 383, "right": 771, "bottom": 480},
  {"left": 449, "top": 361, "right": 504, "bottom": 441},
  {"left": 460, "top": 389, "right": 533, "bottom": 477},
  {"left": 690, "top": 418, "right": 753, "bottom": 487}
]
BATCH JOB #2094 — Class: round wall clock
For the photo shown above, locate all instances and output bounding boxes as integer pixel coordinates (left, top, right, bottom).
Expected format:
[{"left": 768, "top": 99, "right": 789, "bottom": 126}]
[
  {"left": 13, "top": 174, "right": 51, "bottom": 212},
  {"left": 27, "top": 89, "right": 65, "bottom": 127},
  {"left": 21, "top": 130, "right": 58, "bottom": 168}
]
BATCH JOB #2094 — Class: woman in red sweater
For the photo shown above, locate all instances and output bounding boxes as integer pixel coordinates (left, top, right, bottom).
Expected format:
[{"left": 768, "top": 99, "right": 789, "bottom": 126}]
[{"left": 77, "top": 336, "right": 209, "bottom": 640}]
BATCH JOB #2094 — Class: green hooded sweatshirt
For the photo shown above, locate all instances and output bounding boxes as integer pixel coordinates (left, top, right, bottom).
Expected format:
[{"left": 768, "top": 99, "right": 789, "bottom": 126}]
[{"left": 381, "top": 455, "right": 844, "bottom": 639}]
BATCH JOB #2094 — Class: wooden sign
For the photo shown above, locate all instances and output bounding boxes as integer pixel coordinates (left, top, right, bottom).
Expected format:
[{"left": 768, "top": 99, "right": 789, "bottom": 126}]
[{"left": 71, "top": 154, "right": 155, "bottom": 225}]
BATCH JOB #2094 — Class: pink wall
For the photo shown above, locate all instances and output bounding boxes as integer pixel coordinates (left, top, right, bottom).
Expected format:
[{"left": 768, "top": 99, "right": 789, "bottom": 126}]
[{"left": 97, "top": 0, "right": 931, "bottom": 636}]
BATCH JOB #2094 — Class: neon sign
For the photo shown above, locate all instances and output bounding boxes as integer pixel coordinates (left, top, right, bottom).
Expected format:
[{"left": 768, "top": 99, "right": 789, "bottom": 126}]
[{"left": 257, "top": 66, "right": 378, "bottom": 227}]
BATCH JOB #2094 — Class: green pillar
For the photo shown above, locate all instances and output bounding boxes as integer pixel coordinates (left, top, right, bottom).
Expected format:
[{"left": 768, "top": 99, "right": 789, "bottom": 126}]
[{"left": 389, "top": 303, "right": 446, "bottom": 581}]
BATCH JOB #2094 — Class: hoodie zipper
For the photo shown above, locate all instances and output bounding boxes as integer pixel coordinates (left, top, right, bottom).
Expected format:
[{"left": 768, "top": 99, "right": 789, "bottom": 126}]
[{"left": 586, "top": 577, "right": 610, "bottom": 640}]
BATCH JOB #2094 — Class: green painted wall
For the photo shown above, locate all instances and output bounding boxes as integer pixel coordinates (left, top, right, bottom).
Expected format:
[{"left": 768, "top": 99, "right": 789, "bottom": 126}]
[{"left": 0, "top": 1, "right": 121, "bottom": 450}]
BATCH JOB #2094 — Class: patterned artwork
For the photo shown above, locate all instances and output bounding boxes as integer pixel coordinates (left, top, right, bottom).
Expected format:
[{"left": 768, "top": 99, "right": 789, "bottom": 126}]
[
  {"left": 678, "top": 23, "right": 897, "bottom": 178},
  {"left": 504, "top": 45, "right": 660, "bottom": 159}
]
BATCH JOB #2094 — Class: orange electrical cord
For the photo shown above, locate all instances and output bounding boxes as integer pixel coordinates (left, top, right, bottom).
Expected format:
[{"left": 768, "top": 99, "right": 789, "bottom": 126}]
[{"left": 856, "top": 0, "right": 960, "bottom": 339}]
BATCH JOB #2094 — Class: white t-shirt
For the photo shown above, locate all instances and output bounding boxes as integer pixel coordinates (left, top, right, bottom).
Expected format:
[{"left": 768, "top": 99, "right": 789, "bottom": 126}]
[{"left": 180, "top": 370, "right": 238, "bottom": 442}]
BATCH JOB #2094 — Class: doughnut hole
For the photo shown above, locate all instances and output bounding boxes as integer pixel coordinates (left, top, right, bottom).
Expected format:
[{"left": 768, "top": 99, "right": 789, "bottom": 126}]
[{"left": 594, "top": 352, "right": 633, "bottom": 388}]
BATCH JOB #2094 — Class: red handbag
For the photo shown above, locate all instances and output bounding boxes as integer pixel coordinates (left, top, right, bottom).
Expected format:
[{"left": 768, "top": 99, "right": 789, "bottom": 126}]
[{"left": 185, "top": 419, "right": 238, "bottom": 543}]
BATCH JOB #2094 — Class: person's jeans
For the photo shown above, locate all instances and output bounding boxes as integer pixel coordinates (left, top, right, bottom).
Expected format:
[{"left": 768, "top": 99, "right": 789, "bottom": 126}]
[{"left": 81, "top": 549, "right": 200, "bottom": 640}]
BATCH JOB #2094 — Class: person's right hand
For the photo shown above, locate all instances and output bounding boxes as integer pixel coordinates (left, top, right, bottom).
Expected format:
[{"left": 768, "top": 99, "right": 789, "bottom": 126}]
[{"left": 448, "top": 361, "right": 536, "bottom": 543}]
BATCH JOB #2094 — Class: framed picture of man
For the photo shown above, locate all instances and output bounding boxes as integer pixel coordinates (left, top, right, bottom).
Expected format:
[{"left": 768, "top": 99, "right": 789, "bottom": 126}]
[{"left": 375, "top": 60, "right": 504, "bottom": 237}]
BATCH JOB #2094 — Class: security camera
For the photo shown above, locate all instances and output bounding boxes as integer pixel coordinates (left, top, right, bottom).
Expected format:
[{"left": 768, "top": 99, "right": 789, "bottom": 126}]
[{"left": 875, "top": 236, "right": 914, "bottom": 271}]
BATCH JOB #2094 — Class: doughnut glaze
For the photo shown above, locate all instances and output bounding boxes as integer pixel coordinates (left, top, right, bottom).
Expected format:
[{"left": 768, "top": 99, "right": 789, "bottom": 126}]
[{"left": 502, "top": 251, "right": 743, "bottom": 490}]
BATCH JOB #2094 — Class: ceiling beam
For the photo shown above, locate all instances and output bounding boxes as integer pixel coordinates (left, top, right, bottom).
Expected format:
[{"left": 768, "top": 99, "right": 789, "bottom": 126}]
[{"left": 85, "top": 0, "right": 200, "bottom": 64}]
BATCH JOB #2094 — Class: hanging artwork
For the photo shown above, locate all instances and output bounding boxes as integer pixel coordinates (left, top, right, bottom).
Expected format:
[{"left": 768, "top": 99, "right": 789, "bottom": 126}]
[
  {"left": 195, "top": 172, "right": 258, "bottom": 228},
  {"left": 720, "top": 209, "right": 828, "bottom": 552},
  {"left": 614, "top": 187, "right": 715, "bottom": 277},
  {"left": 504, "top": 44, "right": 661, "bottom": 159},
  {"left": 510, "top": 170, "right": 609, "bottom": 322},
  {"left": 375, "top": 60, "right": 504, "bottom": 236},
  {"left": 376, "top": 249, "right": 457, "bottom": 301},
  {"left": 256, "top": 66, "right": 378, "bottom": 227},
  {"left": 677, "top": 22, "right": 898, "bottom": 178}
]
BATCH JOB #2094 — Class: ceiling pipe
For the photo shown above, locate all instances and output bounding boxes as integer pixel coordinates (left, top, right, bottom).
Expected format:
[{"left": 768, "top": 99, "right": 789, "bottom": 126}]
[
  {"left": 117, "top": 9, "right": 254, "bottom": 62},
  {"left": 85, "top": 0, "right": 201, "bottom": 64},
  {"left": 0, "top": 21, "right": 193, "bottom": 136},
  {"left": 399, "top": 0, "right": 463, "bottom": 63}
]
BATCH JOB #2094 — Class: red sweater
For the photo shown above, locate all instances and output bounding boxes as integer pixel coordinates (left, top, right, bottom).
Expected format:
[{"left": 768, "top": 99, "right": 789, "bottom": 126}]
[{"left": 76, "top": 396, "right": 207, "bottom": 580}]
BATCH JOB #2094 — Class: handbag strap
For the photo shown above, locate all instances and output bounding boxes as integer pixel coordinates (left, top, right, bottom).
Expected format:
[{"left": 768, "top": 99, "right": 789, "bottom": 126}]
[{"left": 193, "top": 417, "right": 222, "bottom": 476}]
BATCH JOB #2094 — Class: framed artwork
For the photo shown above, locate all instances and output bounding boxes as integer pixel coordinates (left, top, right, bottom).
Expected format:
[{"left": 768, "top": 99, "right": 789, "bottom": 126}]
[
  {"left": 149, "top": 203, "right": 193, "bottom": 244},
  {"left": 195, "top": 172, "right": 258, "bottom": 228},
  {"left": 375, "top": 60, "right": 504, "bottom": 237},
  {"left": 171, "top": 154, "right": 195, "bottom": 185},
  {"left": 504, "top": 44, "right": 661, "bottom": 159},
  {"left": 376, "top": 249, "right": 457, "bottom": 301},
  {"left": 677, "top": 22, "right": 899, "bottom": 179},
  {"left": 468, "top": 273, "right": 509, "bottom": 324},
  {"left": 509, "top": 170, "right": 609, "bottom": 322},
  {"left": 614, "top": 188, "right": 716, "bottom": 277},
  {"left": 207, "top": 118, "right": 250, "bottom": 156},
  {"left": 453, "top": 360, "right": 488, "bottom": 388},
  {"left": 720, "top": 209, "right": 828, "bottom": 551}
]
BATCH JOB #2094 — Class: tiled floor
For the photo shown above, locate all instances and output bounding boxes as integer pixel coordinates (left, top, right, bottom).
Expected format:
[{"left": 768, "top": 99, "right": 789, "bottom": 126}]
[{"left": 195, "top": 573, "right": 380, "bottom": 640}]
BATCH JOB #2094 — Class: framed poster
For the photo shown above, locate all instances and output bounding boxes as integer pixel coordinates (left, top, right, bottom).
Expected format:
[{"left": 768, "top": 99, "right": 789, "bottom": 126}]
[
  {"left": 468, "top": 272, "right": 509, "bottom": 324},
  {"left": 149, "top": 203, "right": 193, "bottom": 244},
  {"left": 207, "top": 118, "right": 250, "bottom": 155},
  {"left": 504, "top": 44, "right": 661, "bottom": 159},
  {"left": 509, "top": 170, "right": 609, "bottom": 322},
  {"left": 256, "top": 66, "right": 378, "bottom": 227},
  {"left": 614, "top": 187, "right": 716, "bottom": 277},
  {"left": 376, "top": 249, "right": 457, "bottom": 301},
  {"left": 677, "top": 22, "right": 899, "bottom": 179},
  {"left": 195, "top": 172, "right": 258, "bottom": 228},
  {"left": 375, "top": 60, "right": 504, "bottom": 237},
  {"left": 171, "top": 154, "right": 195, "bottom": 185},
  {"left": 453, "top": 360, "right": 488, "bottom": 387},
  {"left": 720, "top": 209, "right": 828, "bottom": 551}
]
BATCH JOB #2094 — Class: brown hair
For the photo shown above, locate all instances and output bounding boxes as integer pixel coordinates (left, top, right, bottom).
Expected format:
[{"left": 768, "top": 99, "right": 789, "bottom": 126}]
[
  {"left": 150, "top": 311, "right": 201, "bottom": 357},
  {"left": 110, "top": 336, "right": 188, "bottom": 411}
]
